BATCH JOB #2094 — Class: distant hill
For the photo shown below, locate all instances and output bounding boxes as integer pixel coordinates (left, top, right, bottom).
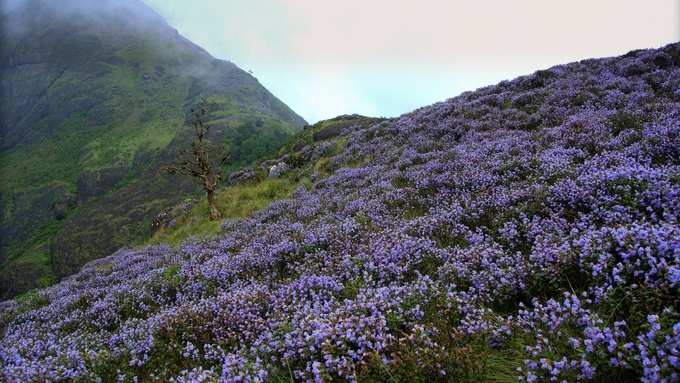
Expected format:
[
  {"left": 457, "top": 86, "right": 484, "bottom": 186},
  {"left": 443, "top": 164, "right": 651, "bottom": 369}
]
[{"left": 0, "top": 0, "right": 306, "bottom": 298}]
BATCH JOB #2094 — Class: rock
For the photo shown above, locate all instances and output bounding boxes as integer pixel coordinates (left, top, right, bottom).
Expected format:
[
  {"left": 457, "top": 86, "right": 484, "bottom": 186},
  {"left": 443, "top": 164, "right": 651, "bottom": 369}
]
[
  {"left": 150, "top": 200, "right": 194, "bottom": 233},
  {"left": 311, "top": 141, "right": 333, "bottom": 161},
  {"left": 298, "top": 145, "right": 313, "bottom": 161},
  {"left": 76, "top": 166, "right": 128, "bottom": 204},
  {"left": 151, "top": 209, "right": 170, "bottom": 232},
  {"left": 228, "top": 168, "right": 259, "bottom": 185},
  {"left": 178, "top": 201, "right": 193, "bottom": 213},
  {"left": 220, "top": 218, "right": 242, "bottom": 232},
  {"left": 268, "top": 162, "right": 289, "bottom": 178},
  {"left": 287, "top": 148, "right": 310, "bottom": 168},
  {"left": 52, "top": 193, "right": 75, "bottom": 220},
  {"left": 260, "top": 159, "right": 278, "bottom": 171},
  {"left": 291, "top": 139, "right": 306, "bottom": 152},
  {"left": 313, "top": 124, "right": 345, "bottom": 141}
]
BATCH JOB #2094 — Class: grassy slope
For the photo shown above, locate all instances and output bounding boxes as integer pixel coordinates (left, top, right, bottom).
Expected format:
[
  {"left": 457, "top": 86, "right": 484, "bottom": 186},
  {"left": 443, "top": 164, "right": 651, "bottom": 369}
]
[
  {"left": 147, "top": 116, "right": 380, "bottom": 249},
  {"left": 5, "top": 69, "right": 176, "bottom": 279},
  {"left": 0, "top": 32, "right": 303, "bottom": 297},
  {"left": 149, "top": 177, "right": 307, "bottom": 248}
]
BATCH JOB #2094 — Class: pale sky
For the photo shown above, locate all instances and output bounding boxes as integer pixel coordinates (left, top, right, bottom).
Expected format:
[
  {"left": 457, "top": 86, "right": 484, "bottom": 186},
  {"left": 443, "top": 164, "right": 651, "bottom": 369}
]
[{"left": 145, "top": 0, "right": 680, "bottom": 123}]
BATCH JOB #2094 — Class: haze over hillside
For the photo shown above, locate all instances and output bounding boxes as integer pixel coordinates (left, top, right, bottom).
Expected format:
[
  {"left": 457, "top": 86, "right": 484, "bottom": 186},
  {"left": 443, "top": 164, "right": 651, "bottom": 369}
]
[{"left": 0, "top": 0, "right": 306, "bottom": 298}]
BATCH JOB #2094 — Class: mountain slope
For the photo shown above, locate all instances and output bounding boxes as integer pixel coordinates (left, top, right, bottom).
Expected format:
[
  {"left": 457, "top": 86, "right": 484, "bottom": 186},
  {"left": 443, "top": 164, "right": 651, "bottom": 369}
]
[
  {"left": 1, "top": 43, "right": 679, "bottom": 381},
  {"left": 0, "top": 0, "right": 306, "bottom": 297}
]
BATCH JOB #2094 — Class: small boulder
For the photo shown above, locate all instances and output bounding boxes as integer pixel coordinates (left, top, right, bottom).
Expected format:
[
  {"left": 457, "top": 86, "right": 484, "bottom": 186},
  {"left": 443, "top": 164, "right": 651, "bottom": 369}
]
[
  {"left": 151, "top": 209, "right": 170, "bottom": 233},
  {"left": 220, "top": 218, "right": 242, "bottom": 232},
  {"left": 228, "top": 168, "right": 259, "bottom": 185},
  {"left": 260, "top": 159, "right": 278, "bottom": 171},
  {"left": 298, "top": 145, "right": 313, "bottom": 161},
  {"left": 311, "top": 141, "right": 333, "bottom": 161},
  {"left": 268, "top": 162, "right": 289, "bottom": 178},
  {"left": 178, "top": 201, "right": 193, "bottom": 213}
]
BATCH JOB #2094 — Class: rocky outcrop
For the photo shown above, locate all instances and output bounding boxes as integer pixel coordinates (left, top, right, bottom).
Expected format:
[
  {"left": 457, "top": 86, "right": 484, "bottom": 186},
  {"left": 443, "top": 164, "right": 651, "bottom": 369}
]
[
  {"left": 0, "top": 183, "right": 74, "bottom": 264},
  {"left": 227, "top": 167, "right": 260, "bottom": 185},
  {"left": 268, "top": 162, "right": 289, "bottom": 178},
  {"left": 76, "top": 167, "right": 128, "bottom": 204}
]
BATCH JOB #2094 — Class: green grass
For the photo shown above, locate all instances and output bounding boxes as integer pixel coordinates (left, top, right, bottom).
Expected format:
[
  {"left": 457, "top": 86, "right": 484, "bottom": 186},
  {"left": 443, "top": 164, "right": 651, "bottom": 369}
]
[
  {"left": 146, "top": 116, "right": 377, "bottom": 249},
  {"left": 83, "top": 117, "right": 178, "bottom": 168},
  {"left": 2, "top": 103, "right": 365, "bottom": 298},
  {"left": 0, "top": 64, "right": 187, "bottom": 289},
  {"left": 148, "top": 176, "right": 303, "bottom": 247},
  {"left": 0, "top": 113, "right": 92, "bottom": 191},
  {"left": 0, "top": 61, "right": 301, "bottom": 298}
]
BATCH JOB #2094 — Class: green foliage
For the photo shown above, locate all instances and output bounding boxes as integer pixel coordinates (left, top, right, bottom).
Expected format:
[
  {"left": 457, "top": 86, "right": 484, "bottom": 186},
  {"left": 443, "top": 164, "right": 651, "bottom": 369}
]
[
  {"left": 146, "top": 115, "right": 371, "bottom": 249},
  {"left": 610, "top": 112, "right": 643, "bottom": 135},
  {"left": 0, "top": 252, "right": 55, "bottom": 299},
  {"left": 15, "top": 290, "right": 50, "bottom": 314},
  {"left": 606, "top": 177, "right": 649, "bottom": 209},
  {"left": 354, "top": 291, "right": 526, "bottom": 383},
  {"left": 149, "top": 177, "right": 301, "bottom": 248},
  {"left": 355, "top": 212, "right": 371, "bottom": 226},
  {"left": 0, "top": 23, "right": 305, "bottom": 297},
  {"left": 278, "top": 115, "right": 382, "bottom": 156},
  {"left": 161, "top": 265, "right": 181, "bottom": 289}
]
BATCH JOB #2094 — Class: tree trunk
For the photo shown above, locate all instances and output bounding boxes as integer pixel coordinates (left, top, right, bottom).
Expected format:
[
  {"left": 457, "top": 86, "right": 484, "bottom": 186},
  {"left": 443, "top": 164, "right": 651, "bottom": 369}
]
[{"left": 206, "top": 189, "right": 220, "bottom": 220}]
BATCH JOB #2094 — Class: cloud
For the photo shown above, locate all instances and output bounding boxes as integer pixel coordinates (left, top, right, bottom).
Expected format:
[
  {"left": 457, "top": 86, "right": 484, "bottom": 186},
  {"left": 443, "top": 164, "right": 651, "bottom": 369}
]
[
  {"left": 3, "top": 0, "right": 168, "bottom": 37},
  {"left": 276, "top": 0, "right": 679, "bottom": 65},
  {"left": 130, "top": 0, "right": 680, "bottom": 122}
]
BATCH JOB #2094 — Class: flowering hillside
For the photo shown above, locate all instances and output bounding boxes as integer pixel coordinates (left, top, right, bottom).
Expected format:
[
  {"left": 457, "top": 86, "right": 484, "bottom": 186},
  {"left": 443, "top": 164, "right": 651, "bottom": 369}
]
[{"left": 1, "top": 43, "right": 679, "bottom": 382}]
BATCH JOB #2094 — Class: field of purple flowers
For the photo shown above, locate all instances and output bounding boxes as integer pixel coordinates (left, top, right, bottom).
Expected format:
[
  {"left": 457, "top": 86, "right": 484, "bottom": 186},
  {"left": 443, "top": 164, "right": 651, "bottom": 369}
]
[{"left": 1, "top": 43, "right": 680, "bottom": 382}]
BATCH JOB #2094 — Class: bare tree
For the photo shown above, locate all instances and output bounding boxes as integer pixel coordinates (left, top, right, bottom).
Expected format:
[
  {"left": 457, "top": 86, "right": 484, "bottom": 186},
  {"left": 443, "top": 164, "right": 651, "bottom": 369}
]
[{"left": 162, "top": 100, "right": 230, "bottom": 220}]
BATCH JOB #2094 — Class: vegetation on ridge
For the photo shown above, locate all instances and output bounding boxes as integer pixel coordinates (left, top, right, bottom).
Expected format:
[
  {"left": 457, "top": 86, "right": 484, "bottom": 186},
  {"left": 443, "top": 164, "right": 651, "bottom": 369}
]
[
  {"left": 161, "top": 100, "right": 231, "bottom": 221},
  {"left": 149, "top": 115, "right": 378, "bottom": 248}
]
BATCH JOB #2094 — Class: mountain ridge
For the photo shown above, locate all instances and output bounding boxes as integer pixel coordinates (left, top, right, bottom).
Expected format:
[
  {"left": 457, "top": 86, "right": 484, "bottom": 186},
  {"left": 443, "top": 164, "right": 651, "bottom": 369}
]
[{"left": 0, "top": 0, "right": 306, "bottom": 298}]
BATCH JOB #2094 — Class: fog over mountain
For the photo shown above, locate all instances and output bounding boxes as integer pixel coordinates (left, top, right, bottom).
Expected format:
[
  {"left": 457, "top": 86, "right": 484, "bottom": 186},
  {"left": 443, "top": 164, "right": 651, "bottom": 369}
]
[{"left": 144, "top": 0, "right": 680, "bottom": 123}]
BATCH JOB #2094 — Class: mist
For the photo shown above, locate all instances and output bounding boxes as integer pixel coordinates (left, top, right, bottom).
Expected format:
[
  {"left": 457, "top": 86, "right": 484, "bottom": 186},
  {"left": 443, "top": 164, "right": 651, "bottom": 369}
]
[
  {"left": 2, "top": 0, "right": 168, "bottom": 39},
  {"left": 145, "top": 0, "right": 680, "bottom": 123}
]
